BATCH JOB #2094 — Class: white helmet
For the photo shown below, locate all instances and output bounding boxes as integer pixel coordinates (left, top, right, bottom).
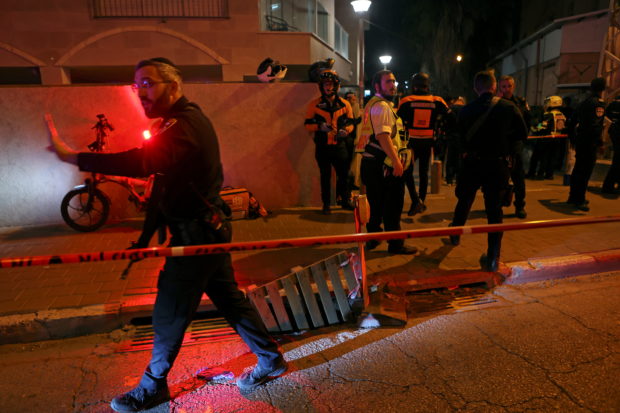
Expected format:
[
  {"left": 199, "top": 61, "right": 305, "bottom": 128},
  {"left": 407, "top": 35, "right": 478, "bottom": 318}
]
[{"left": 544, "top": 95, "right": 563, "bottom": 111}]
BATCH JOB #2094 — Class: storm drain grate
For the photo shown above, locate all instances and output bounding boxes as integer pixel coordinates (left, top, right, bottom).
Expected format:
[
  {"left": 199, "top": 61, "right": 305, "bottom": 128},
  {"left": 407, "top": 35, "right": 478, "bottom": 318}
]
[
  {"left": 408, "top": 286, "right": 497, "bottom": 315},
  {"left": 117, "top": 317, "right": 240, "bottom": 353}
]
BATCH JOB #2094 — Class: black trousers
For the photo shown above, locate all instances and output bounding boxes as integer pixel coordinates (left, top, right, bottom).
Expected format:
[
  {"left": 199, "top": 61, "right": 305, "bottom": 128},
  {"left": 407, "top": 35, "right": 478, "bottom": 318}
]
[
  {"left": 569, "top": 141, "right": 598, "bottom": 204},
  {"left": 361, "top": 157, "right": 405, "bottom": 249},
  {"left": 315, "top": 143, "right": 350, "bottom": 207},
  {"left": 510, "top": 141, "right": 526, "bottom": 209},
  {"left": 445, "top": 136, "right": 461, "bottom": 185},
  {"left": 138, "top": 220, "right": 280, "bottom": 392},
  {"left": 451, "top": 158, "right": 510, "bottom": 260},
  {"left": 405, "top": 139, "right": 433, "bottom": 204},
  {"left": 603, "top": 135, "right": 620, "bottom": 191}
]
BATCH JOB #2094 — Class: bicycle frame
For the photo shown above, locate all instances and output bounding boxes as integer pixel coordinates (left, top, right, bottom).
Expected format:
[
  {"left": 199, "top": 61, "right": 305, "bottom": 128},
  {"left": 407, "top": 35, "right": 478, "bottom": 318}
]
[{"left": 75, "top": 172, "right": 151, "bottom": 212}]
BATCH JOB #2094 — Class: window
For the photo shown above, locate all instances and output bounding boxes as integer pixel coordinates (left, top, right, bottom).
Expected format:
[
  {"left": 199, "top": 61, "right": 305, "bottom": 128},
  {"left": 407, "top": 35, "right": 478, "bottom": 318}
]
[
  {"left": 91, "top": 0, "right": 229, "bottom": 18},
  {"left": 334, "top": 20, "right": 349, "bottom": 59},
  {"left": 316, "top": 2, "right": 328, "bottom": 42},
  {"left": 262, "top": 0, "right": 343, "bottom": 45}
]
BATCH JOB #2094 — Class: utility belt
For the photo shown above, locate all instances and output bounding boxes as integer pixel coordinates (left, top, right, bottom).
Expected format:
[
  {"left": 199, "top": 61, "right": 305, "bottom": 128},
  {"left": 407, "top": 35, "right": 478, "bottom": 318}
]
[
  {"left": 168, "top": 195, "right": 232, "bottom": 246},
  {"left": 363, "top": 141, "right": 412, "bottom": 170},
  {"left": 362, "top": 142, "right": 387, "bottom": 162}
]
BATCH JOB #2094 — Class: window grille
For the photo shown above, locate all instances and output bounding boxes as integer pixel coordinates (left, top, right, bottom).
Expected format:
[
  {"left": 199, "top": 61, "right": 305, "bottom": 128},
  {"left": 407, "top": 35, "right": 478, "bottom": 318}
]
[{"left": 91, "top": 0, "right": 229, "bottom": 18}]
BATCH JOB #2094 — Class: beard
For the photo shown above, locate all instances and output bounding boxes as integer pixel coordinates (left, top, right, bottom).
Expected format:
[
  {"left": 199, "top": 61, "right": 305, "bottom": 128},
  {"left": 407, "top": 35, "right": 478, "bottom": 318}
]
[
  {"left": 380, "top": 88, "right": 395, "bottom": 101},
  {"left": 141, "top": 93, "right": 170, "bottom": 119}
]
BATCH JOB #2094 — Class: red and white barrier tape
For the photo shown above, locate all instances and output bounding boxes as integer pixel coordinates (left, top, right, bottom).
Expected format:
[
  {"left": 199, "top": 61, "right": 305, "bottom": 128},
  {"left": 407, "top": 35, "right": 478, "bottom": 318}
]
[
  {"left": 527, "top": 134, "right": 568, "bottom": 139},
  {"left": 2, "top": 215, "right": 619, "bottom": 269}
]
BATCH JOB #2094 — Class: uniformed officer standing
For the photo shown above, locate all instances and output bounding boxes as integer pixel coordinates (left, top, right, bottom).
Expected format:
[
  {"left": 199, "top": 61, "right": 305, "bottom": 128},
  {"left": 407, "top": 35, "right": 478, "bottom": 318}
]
[
  {"left": 498, "top": 75, "right": 530, "bottom": 218},
  {"left": 49, "top": 58, "right": 286, "bottom": 412},
  {"left": 603, "top": 94, "right": 620, "bottom": 193},
  {"left": 304, "top": 70, "right": 355, "bottom": 214},
  {"left": 567, "top": 77, "right": 607, "bottom": 211},
  {"left": 397, "top": 73, "right": 451, "bottom": 216},
  {"left": 360, "top": 70, "right": 417, "bottom": 254},
  {"left": 449, "top": 71, "right": 528, "bottom": 272}
]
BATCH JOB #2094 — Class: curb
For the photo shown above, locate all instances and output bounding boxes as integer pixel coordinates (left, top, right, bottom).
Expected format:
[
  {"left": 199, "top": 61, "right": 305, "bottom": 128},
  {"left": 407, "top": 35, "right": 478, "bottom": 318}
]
[
  {"left": 505, "top": 248, "right": 620, "bottom": 284},
  {"left": 1, "top": 249, "right": 619, "bottom": 345},
  {"left": 0, "top": 297, "right": 216, "bottom": 346}
]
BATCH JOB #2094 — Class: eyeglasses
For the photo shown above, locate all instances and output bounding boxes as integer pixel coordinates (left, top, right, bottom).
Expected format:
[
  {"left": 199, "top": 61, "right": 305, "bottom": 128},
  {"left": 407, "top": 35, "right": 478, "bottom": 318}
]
[{"left": 131, "top": 79, "right": 170, "bottom": 92}]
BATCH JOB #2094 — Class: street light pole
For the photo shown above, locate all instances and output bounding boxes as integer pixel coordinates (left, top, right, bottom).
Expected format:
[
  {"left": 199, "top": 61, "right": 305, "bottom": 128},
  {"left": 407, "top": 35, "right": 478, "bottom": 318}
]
[
  {"left": 379, "top": 55, "right": 392, "bottom": 70},
  {"left": 351, "top": 1, "right": 371, "bottom": 95}
]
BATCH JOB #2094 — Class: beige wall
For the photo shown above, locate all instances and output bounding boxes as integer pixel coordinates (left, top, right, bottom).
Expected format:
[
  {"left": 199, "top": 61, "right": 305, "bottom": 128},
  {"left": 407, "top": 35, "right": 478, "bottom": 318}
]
[
  {"left": 0, "top": 82, "right": 325, "bottom": 228},
  {"left": 0, "top": 0, "right": 354, "bottom": 84}
]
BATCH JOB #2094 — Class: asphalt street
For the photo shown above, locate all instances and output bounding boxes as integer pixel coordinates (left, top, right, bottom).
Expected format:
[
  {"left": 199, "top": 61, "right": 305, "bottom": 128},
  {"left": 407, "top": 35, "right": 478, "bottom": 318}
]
[{"left": 0, "top": 271, "right": 618, "bottom": 413}]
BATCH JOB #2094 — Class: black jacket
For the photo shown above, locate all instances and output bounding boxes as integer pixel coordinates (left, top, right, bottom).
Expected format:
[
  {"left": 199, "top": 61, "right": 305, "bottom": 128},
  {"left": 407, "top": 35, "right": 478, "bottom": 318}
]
[
  {"left": 574, "top": 93, "right": 606, "bottom": 145},
  {"left": 504, "top": 95, "right": 531, "bottom": 128},
  {"left": 458, "top": 92, "right": 528, "bottom": 160},
  {"left": 77, "top": 96, "right": 223, "bottom": 221}
]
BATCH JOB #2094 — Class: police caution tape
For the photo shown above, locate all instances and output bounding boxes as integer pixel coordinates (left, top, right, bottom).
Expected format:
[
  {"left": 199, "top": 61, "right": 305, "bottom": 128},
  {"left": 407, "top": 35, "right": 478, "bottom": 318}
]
[
  {"left": 527, "top": 134, "right": 568, "bottom": 139},
  {"left": 1, "top": 215, "right": 619, "bottom": 269}
]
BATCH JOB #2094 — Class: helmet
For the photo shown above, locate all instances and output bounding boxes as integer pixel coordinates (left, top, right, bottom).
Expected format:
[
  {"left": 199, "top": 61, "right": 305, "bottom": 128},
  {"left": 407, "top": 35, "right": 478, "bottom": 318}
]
[
  {"left": 318, "top": 69, "right": 340, "bottom": 96},
  {"left": 544, "top": 95, "right": 563, "bottom": 111},
  {"left": 257, "top": 57, "right": 287, "bottom": 83},
  {"left": 308, "top": 58, "right": 335, "bottom": 82},
  {"left": 411, "top": 72, "right": 430, "bottom": 90}
]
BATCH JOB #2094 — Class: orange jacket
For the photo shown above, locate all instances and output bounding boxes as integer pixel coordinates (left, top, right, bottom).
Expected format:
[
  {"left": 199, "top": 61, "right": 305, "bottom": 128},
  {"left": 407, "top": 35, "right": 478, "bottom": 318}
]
[
  {"left": 304, "top": 96, "right": 354, "bottom": 145},
  {"left": 397, "top": 93, "right": 450, "bottom": 138}
]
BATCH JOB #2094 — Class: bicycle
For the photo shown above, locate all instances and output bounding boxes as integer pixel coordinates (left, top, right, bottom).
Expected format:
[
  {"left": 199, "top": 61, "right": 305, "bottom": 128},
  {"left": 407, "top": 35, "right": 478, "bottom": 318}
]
[
  {"left": 60, "top": 173, "right": 152, "bottom": 232},
  {"left": 55, "top": 114, "right": 153, "bottom": 232}
]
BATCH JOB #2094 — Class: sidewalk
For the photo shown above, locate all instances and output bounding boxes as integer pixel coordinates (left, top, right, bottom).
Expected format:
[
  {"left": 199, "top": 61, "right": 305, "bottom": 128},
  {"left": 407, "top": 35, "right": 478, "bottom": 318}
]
[{"left": 0, "top": 174, "right": 619, "bottom": 344}]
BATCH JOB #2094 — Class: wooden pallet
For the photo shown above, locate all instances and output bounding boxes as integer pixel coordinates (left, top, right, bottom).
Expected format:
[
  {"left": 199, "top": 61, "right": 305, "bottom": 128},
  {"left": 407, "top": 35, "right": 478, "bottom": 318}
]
[{"left": 247, "top": 251, "right": 361, "bottom": 333}]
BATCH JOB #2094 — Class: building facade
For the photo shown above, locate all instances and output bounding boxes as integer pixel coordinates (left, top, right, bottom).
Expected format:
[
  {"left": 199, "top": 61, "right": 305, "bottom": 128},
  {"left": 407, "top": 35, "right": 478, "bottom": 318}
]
[{"left": 0, "top": 0, "right": 363, "bottom": 85}]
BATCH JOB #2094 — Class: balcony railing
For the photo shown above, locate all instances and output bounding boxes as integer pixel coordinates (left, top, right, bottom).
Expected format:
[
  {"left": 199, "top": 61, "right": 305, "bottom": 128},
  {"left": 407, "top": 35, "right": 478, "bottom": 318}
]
[{"left": 91, "top": 0, "right": 229, "bottom": 18}]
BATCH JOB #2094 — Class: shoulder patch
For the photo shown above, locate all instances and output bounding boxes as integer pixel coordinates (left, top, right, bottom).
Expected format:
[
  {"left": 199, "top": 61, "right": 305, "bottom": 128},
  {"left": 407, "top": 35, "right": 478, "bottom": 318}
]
[{"left": 155, "top": 118, "right": 177, "bottom": 136}]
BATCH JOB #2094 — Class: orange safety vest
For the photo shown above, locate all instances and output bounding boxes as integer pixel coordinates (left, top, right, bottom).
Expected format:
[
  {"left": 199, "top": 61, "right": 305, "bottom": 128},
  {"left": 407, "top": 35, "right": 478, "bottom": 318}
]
[{"left": 397, "top": 94, "right": 449, "bottom": 138}]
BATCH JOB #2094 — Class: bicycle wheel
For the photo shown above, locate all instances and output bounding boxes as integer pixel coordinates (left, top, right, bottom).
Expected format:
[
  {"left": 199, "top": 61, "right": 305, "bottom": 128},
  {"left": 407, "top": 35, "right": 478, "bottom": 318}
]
[{"left": 60, "top": 187, "right": 110, "bottom": 232}]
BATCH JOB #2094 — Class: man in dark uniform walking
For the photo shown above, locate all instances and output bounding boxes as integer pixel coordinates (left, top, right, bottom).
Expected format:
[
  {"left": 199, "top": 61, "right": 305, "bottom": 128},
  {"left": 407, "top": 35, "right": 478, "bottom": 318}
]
[
  {"left": 49, "top": 57, "right": 286, "bottom": 412},
  {"left": 498, "top": 75, "right": 530, "bottom": 218},
  {"left": 567, "top": 77, "right": 607, "bottom": 211},
  {"left": 449, "top": 71, "right": 528, "bottom": 271}
]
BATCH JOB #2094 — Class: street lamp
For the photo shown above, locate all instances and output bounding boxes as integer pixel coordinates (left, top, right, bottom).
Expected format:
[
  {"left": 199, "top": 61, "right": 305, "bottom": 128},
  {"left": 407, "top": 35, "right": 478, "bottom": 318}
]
[
  {"left": 379, "top": 55, "right": 392, "bottom": 69},
  {"left": 456, "top": 54, "right": 463, "bottom": 63},
  {"left": 351, "top": 1, "right": 371, "bottom": 94},
  {"left": 351, "top": 0, "right": 371, "bottom": 12}
]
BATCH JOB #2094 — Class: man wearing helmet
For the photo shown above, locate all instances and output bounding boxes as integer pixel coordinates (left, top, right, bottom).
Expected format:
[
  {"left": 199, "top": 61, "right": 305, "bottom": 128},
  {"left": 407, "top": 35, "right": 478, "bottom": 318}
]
[
  {"left": 531, "top": 96, "right": 566, "bottom": 180},
  {"left": 397, "top": 72, "right": 452, "bottom": 216},
  {"left": 498, "top": 75, "right": 530, "bottom": 219},
  {"left": 304, "top": 69, "right": 355, "bottom": 214}
]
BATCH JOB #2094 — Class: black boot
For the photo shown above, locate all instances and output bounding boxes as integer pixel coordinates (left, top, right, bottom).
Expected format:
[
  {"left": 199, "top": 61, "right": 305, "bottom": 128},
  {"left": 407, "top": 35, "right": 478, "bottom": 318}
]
[{"left": 111, "top": 386, "right": 170, "bottom": 412}]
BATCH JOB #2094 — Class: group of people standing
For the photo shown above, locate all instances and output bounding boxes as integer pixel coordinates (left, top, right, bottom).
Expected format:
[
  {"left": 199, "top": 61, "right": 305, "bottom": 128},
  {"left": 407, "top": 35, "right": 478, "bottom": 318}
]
[{"left": 304, "top": 68, "right": 619, "bottom": 269}]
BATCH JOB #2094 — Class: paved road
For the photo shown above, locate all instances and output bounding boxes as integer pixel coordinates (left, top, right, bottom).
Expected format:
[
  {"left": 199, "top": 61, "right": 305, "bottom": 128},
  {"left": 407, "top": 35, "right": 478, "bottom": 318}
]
[{"left": 0, "top": 271, "right": 618, "bottom": 413}]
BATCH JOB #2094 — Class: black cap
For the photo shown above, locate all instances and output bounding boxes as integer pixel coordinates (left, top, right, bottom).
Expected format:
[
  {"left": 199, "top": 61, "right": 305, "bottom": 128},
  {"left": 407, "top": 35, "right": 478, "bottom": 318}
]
[
  {"left": 411, "top": 72, "right": 430, "bottom": 90},
  {"left": 591, "top": 77, "right": 606, "bottom": 92}
]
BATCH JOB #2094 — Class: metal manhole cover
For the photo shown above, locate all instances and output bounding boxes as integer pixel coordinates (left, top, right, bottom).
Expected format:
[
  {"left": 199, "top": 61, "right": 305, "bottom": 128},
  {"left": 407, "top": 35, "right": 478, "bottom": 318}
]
[
  {"left": 117, "top": 317, "right": 240, "bottom": 353},
  {"left": 408, "top": 287, "right": 497, "bottom": 315}
]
